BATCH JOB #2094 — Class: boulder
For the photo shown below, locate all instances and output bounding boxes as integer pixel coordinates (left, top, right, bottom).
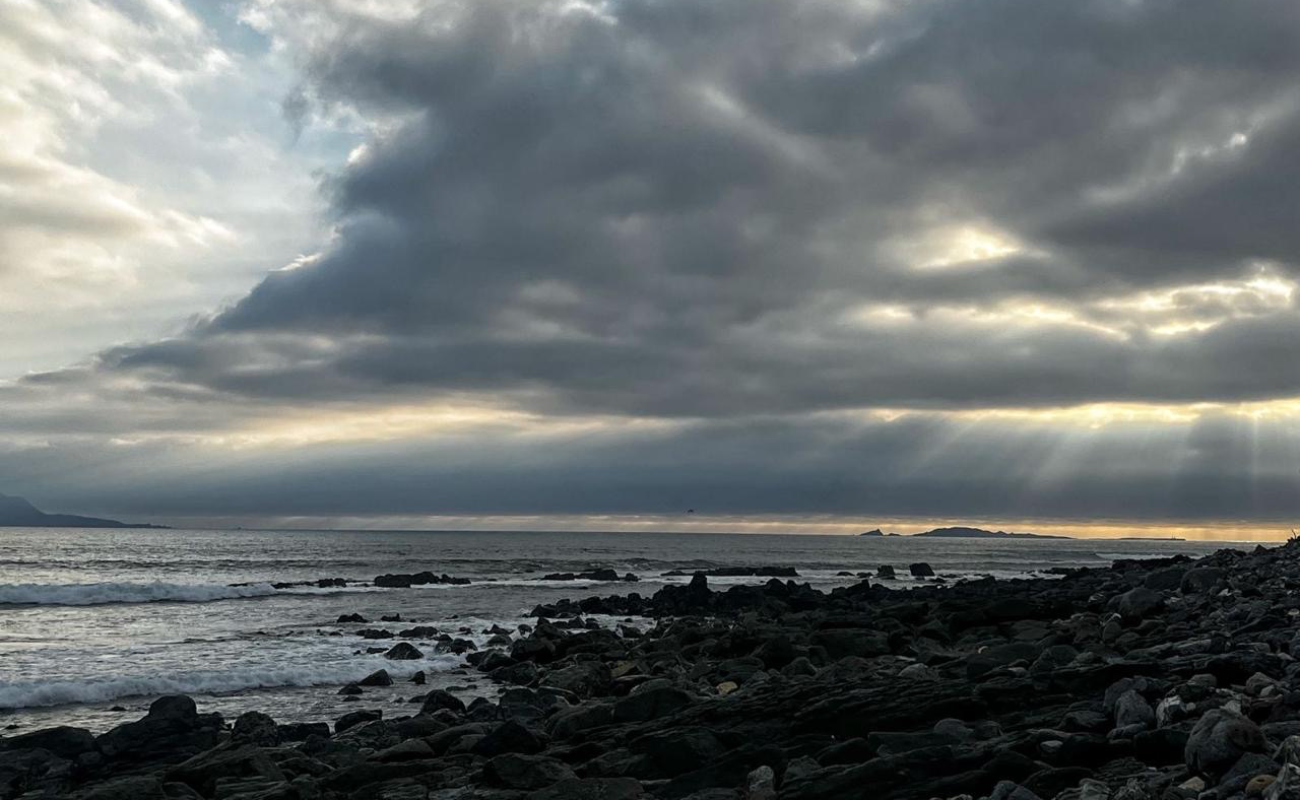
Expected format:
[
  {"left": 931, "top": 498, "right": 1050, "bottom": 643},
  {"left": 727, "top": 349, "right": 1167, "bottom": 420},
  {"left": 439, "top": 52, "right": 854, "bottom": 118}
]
[
  {"left": 1185, "top": 708, "right": 1267, "bottom": 780},
  {"left": 1111, "top": 587, "right": 1164, "bottom": 619},
  {"left": 809, "top": 629, "right": 890, "bottom": 659},
  {"left": 0, "top": 725, "right": 97, "bottom": 759},
  {"left": 166, "top": 744, "right": 286, "bottom": 797},
  {"left": 358, "top": 669, "right": 394, "bottom": 687},
  {"left": 471, "top": 719, "right": 545, "bottom": 757},
  {"left": 613, "top": 683, "right": 694, "bottom": 723},
  {"left": 1181, "top": 567, "right": 1227, "bottom": 594},
  {"left": 231, "top": 711, "right": 281, "bottom": 747},
  {"left": 420, "top": 689, "right": 467, "bottom": 715},
  {"left": 384, "top": 642, "right": 425, "bottom": 660},
  {"left": 335, "top": 709, "right": 382, "bottom": 734},
  {"left": 483, "top": 753, "right": 576, "bottom": 789}
]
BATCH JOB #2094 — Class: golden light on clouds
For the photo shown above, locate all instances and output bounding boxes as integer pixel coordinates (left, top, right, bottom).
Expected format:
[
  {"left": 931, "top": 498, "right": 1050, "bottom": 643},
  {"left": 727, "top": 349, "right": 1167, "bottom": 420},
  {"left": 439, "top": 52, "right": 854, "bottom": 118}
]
[
  {"left": 201, "top": 402, "right": 673, "bottom": 448},
  {"left": 896, "top": 223, "right": 1030, "bottom": 270}
]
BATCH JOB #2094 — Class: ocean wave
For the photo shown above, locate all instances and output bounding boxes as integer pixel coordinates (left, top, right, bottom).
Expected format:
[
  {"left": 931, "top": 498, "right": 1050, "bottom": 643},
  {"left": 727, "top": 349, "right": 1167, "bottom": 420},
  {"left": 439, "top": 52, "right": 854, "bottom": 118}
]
[
  {"left": 1093, "top": 552, "right": 1169, "bottom": 561},
  {"left": 0, "top": 659, "right": 457, "bottom": 710},
  {"left": 0, "top": 581, "right": 283, "bottom": 607}
]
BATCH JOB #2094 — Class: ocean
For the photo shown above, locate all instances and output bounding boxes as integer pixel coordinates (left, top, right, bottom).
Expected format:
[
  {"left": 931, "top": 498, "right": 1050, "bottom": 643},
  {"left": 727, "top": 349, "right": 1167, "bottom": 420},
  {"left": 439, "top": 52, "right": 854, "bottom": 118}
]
[{"left": 0, "top": 527, "right": 1242, "bottom": 734}]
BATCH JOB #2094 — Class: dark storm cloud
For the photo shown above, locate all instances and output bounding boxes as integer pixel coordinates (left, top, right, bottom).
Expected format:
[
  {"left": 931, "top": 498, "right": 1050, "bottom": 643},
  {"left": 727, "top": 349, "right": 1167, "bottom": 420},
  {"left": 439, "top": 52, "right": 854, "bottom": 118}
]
[
  {"left": 77, "top": 0, "right": 1300, "bottom": 420},
  {"left": 6, "top": 0, "right": 1300, "bottom": 526}
]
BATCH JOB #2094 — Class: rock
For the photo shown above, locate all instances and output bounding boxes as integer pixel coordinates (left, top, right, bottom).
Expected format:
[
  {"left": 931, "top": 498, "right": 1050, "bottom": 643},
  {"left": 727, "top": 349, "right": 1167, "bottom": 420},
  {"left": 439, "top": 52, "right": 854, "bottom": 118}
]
[
  {"left": 0, "top": 725, "right": 97, "bottom": 759},
  {"left": 373, "top": 738, "right": 434, "bottom": 762},
  {"left": 1181, "top": 566, "right": 1226, "bottom": 593},
  {"left": 1218, "top": 752, "right": 1280, "bottom": 795},
  {"left": 493, "top": 661, "right": 541, "bottom": 685},
  {"left": 337, "top": 613, "right": 367, "bottom": 623},
  {"left": 374, "top": 571, "right": 470, "bottom": 588},
  {"left": 1246, "top": 774, "right": 1275, "bottom": 796},
  {"left": 420, "top": 689, "right": 467, "bottom": 715},
  {"left": 277, "top": 722, "right": 330, "bottom": 741},
  {"left": 76, "top": 776, "right": 174, "bottom": 800},
  {"left": 231, "top": 711, "right": 280, "bottom": 746},
  {"left": 540, "top": 662, "right": 612, "bottom": 698},
  {"left": 613, "top": 683, "right": 694, "bottom": 722},
  {"left": 746, "top": 765, "right": 777, "bottom": 800},
  {"left": 909, "top": 563, "right": 935, "bottom": 578},
  {"left": 484, "top": 753, "right": 576, "bottom": 789},
  {"left": 384, "top": 642, "right": 425, "bottom": 660},
  {"left": 1113, "top": 689, "right": 1155, "bottom": 730},
  {"left": 527, "top": 777, "right": 644, "bottom": 799},
  {"left": 876, "top": 565, "right": 896, "bottom": 579},
  {"left": 546, "top": 702, "right": 615, "bottom": 739},
  {"left": 95, "top": 695, "right": 223, "bottom": 768},
  {"left": 809, "top": 629, "right": 890, "bottom": 659},
  {"left": 1111, "top": 587, "right": 1164, "bottom": 619},
  {"left": 898, "top": 663, "right": 938, "bottom": 681},
  {"left": 471, "top": 719, "right": 545, "bottom": 757},
  {"left": 335, "top": 709, "right": 382, "bottom": 733},
  {"left": 358, "top": 669, "right": 394, "bottom": 686},
  {"left": 166, "top": 744, "right": 286, "bottom": 797},
  {"left": 1185, "top": 708, "right": 1267, "bottom": 780},
  {"left": 1145, "top": 565, "right": 1188, "bottom": 591},
  {"left": 754, "top": 635, "right": 796, "bottom": 669},
  {"left": 989, "top": 781, "right": 1042, "bottom": 800}
]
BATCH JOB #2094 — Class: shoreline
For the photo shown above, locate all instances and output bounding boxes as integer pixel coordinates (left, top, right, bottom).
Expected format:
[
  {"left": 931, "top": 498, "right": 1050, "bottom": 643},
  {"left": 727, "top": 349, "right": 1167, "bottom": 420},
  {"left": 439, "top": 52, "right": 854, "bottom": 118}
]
[{"left": 5, "top": 544, "right": 1300, "bottom": 798}]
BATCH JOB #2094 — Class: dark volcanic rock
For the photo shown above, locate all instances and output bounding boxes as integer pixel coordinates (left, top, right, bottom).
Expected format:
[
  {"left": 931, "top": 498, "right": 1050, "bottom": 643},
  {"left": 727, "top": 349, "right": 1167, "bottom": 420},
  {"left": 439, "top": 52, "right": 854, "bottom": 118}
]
[
  {"left": 31, "top": 537, "right": 1300, "bottom": 800},
  {"left": 374, "top": 571, "right": 470, "bottom": 587},
  {"left": 483, "top": 752, "right": 576, "bottom": 789},
  {"left": 95, "top": 695, "right": 223, "bottom": 769},
  {"left": 335, "top": 708, "right": 382, "bottom": 733},
  {"left": 384, "top": 642, "right": 425, "bottom": 660},
  {"left": 1185, "top": 708, "right": 1267, "bottom": 780},
  {"left": 357, "top": 668, "right": 394, "bottom": 686},
  {"left": 0, "top": 725, "right": 97, "bottom": 760}
]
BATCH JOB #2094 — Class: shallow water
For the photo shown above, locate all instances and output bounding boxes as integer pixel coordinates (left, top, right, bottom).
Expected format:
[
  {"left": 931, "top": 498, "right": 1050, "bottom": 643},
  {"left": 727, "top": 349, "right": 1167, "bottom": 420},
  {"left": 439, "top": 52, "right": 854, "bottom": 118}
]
[{"left": 0, "top": 527, "right": 1241, "bottom": 733}]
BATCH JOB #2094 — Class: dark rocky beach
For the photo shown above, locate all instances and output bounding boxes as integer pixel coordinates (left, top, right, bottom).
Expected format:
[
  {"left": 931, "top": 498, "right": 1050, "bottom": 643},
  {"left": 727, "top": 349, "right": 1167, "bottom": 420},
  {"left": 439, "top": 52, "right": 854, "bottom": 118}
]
[{"left": 8, "top": 541, "right": 1300, "bottom": 800}]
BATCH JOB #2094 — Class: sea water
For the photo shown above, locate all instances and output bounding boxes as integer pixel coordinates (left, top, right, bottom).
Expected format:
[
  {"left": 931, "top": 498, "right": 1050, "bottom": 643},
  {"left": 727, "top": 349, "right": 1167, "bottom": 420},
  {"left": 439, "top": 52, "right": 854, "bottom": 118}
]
[{"left": 0, "top": 527, "right": 1239, "bottom": 733}]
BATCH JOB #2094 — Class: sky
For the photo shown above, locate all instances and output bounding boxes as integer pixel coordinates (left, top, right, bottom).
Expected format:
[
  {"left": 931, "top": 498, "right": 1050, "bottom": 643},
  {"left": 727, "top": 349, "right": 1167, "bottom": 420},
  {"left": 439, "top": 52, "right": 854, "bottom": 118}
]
[{"left": 3, "top": 0, "right": 1300, "bottom": 538}]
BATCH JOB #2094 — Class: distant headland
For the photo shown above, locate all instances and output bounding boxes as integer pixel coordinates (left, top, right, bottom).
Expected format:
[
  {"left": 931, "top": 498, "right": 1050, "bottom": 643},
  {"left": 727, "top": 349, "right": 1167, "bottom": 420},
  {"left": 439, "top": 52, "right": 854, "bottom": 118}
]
[
  {"left": 860, "top": 526, "right": 1184, "bottom": 541},
  {"left": 860, "top": 526, "right": 1070, "bottom": 539},
  {"left": 0, "top": 492, "right": 166, "bottom": 528}
]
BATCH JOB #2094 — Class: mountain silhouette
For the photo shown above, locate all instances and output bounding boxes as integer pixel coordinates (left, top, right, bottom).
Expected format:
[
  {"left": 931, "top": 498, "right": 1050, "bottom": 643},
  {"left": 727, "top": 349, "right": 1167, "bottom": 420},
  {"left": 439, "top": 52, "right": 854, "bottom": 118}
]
[{"left": 0, "top": 492, "right": 165, "bottom": 528}]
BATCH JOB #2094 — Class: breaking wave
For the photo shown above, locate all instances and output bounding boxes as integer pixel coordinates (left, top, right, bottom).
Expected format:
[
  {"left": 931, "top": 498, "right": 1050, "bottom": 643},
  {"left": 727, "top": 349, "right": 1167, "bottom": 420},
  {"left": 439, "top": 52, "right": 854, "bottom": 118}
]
[
  {"left": 0, "top": 660, "right": 456, "bottom": 709},
  {"left": 0, "top": 581, "right": 282, "bottom": 607}
]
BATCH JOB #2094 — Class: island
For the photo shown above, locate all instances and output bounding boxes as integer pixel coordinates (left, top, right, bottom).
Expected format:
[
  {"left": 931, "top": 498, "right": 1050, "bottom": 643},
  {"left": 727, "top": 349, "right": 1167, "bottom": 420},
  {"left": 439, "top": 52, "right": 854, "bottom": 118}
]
[
  {"left": 861, "top": 525, "right": 1072, "bottom": 539},
  {"left": 0, "top": 492, "right": 166, "bottom": 528},
  {"left": 913, "top": 525, "right": 1072, "bottom": 540}
]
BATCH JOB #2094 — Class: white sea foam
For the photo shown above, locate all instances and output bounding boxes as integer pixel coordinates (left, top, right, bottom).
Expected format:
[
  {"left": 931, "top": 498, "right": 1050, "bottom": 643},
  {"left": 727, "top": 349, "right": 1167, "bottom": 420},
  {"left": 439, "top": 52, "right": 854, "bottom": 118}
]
[
  {"left": 0, "top": 658, "right": 460, "bottom": 709},
  {"left": 0, "top": 581, "right": 282, "bottom": 606},
  {"left": 1094, "top": 552, "right": 1168, "bottom": 561}
]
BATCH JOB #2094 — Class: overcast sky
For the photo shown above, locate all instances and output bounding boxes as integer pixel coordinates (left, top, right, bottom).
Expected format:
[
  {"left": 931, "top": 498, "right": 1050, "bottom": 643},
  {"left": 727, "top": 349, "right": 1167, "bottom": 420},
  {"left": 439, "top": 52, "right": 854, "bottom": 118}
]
[{"left": 3, "top": 0, "right": 1300, "bottom": 536}]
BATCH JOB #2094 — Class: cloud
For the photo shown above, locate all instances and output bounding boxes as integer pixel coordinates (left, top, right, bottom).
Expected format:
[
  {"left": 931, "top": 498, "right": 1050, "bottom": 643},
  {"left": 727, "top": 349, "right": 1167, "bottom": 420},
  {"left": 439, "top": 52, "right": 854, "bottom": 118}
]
[
  {"left": 5, "top": 0, "right": 1300, "bottom": 525},
  {"left": 83, "top": 0, "right": 1300, "bottom": 417},
  {"left": 0, "top": 0, "right": 341, "bottom": 377}
]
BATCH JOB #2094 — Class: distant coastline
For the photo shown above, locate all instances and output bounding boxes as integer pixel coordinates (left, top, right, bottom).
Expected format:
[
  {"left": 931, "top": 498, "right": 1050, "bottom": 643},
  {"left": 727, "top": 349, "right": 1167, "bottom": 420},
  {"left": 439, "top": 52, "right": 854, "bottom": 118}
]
[
  {"left": 860, "top": 525, "right": 1071, "bottom": 540},
  {"left": 0, "top": 492, "right": 166, "bottom": 529}
]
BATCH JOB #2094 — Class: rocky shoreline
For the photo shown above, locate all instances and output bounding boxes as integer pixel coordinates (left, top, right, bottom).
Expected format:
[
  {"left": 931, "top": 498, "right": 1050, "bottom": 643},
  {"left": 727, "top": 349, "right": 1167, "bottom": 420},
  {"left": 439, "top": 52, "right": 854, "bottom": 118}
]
[{"left": 7, "top": 542, "right": 1300, "bottom": 799}]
